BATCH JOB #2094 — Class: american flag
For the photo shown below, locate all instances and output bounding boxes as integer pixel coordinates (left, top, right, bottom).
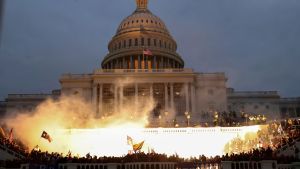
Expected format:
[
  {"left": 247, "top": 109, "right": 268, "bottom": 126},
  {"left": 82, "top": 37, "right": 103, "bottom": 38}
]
[{"left": 143, "top": 49, "right": 153, "bottom": 56}]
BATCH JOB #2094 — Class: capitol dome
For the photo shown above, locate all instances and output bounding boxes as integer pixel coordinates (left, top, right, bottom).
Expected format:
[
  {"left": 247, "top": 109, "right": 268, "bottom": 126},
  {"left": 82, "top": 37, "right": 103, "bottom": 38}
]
[{"left": 101, "top": 0, "right": 184, "bottom": 69}]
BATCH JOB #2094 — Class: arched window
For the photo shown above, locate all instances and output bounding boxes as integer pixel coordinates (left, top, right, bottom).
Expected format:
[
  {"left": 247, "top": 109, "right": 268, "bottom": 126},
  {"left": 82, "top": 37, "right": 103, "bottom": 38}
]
[
  {"left": 141, "top": 38, "right": 145, "bottom": 46},
  {"left": 129, "top": 39, "right": 132, "bottom": 47}
]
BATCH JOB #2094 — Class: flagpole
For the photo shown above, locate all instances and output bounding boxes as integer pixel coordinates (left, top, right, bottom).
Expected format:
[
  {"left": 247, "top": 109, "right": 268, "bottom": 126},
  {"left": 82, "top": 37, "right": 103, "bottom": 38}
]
[{"left": 142, "top": 46, "right": 144, "bottom": 69}]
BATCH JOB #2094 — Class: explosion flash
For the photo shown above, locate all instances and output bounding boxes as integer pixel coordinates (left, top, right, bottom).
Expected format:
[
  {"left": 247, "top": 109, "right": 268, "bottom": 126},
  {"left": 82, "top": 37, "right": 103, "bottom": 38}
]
[
  {"left": 3, "top": 96, "right": 263, "bottom": 158},
  {"left": 36, "top": 126, "right": 261, "bottom": 158}
]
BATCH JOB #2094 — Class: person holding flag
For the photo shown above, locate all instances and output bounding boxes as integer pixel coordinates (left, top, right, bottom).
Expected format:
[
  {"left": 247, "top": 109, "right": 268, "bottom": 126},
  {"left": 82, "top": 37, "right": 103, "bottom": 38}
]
[
  {"left": 8, "top": 128, "right": 13, "bottom": 143},
  {"left": 0, "top": 126, "right": 5, "bottom": 138}
]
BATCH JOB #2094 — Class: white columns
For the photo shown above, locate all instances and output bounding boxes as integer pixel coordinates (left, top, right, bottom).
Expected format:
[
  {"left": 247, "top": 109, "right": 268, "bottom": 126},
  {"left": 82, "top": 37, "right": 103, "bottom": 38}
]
[
  {"left": 114, "top": 84, "right": 118, "bottom": 113},
  {"left": 185, "top": 83, "right": 190, "bottom": 112},
  {"left": 150, "top": 83, "right": 153, "bottom": 98},
  {"left": 120, "top": 85, "right": 124, "bottom": 110},
  {"left": 92, "top": 85, "right": 97, "bottom": 112},
  {"left": 191, "top": 83, "right": 196, "bottom": 114},
  {"left": 93, "top": 83, "right": 103, "bottom": 116},
  {"left": 170, "top": 83, "right": 174, "bottom": 111},
  {"left": 164, "top": 83, "right": 169, "bottom": 110},
  {"left": 135, "top": 83, "right": 138, "bottom": 112},
  {"left": 99, "top": 84, "right": 103, "bottom": 115}
]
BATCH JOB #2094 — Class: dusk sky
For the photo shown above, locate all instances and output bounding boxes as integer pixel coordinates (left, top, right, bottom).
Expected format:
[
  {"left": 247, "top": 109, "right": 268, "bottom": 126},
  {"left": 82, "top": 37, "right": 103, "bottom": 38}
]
[{"left": 0, "top": 0, "right": 300, "bottom": 100}]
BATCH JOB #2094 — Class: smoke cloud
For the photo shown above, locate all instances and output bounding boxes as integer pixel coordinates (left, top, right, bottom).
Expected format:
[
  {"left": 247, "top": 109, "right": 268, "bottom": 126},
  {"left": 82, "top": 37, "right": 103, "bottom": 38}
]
[{"left": 3, "top": 94, "right": 156, "bottom": 153}]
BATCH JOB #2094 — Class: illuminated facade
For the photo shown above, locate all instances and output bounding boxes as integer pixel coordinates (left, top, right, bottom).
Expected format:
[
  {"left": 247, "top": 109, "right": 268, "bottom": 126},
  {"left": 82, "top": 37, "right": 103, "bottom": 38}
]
[
  {"left": 59, "top": 0, "right": 227, "bottom": 124},
  {"left": 1, "top": 0, "right": 300, "bottom": 122}
]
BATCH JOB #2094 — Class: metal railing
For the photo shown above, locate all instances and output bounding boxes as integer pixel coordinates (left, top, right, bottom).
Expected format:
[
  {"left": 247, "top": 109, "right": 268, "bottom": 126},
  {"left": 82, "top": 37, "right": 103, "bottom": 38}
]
[{"left": 94, "top": 68, "right": 194, "bottom": 74}]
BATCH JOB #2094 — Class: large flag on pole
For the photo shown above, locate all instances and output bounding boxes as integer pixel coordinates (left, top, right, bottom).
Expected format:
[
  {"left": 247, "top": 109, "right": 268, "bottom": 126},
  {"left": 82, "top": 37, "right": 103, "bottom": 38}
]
[
  {"left": 41, "top": 131, "right": 52, "bottom": 143},
  {"left": 143, "top": 49, "right": 153, "bottom": 56}
]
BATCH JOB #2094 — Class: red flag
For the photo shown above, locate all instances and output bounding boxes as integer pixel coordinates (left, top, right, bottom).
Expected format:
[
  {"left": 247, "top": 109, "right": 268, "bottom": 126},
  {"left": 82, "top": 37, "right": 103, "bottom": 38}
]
[
  {"left": 41, "top": 131, "right": 52, "bottom": 143},
  {"left": 8, "top": 128, "right": 13, "bottom": 143},
  {"left": 143, "top": 49, "right": 153, "bottom": 56}
]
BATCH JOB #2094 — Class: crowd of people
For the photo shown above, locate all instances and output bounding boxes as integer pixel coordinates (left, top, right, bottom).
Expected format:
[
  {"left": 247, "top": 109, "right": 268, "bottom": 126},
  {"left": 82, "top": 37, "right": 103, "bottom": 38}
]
[
  {"left": 0, "top": 136, "right": 28, "bottom": 157},
  {"left": 149, "top": 111, "right": 269, "bottom": 128},
  {"left": 223, "top": 119, "right": 300, "bottom": 155},
  {"left": 0, "top": 118, "right": 299, "bottom": 168},
  {"left": 0, "top": 148, "right": 299, "bottom": 169}
]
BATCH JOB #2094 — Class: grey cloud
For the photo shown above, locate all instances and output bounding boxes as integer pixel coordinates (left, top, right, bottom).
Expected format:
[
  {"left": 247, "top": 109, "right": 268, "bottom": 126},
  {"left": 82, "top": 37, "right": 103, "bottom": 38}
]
[{"left": 0, "top": 0, "right": 300, "bottom": 100}]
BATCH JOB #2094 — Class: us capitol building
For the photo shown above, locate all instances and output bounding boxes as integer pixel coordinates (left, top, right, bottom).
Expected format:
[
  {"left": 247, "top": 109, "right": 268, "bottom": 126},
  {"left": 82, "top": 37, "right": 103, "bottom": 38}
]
[{"left": 1, "top": 0, "right": 299, "bottom": 124}]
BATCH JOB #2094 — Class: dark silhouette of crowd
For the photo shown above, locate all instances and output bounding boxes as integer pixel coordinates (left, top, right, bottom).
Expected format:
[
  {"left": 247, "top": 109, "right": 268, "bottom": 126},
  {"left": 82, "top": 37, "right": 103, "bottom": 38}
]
[
  {"left": 0, "top": 118, "right": 299, "bottom": 169},
  {"left": 0, "top": 136, "right": 28, "bottom": 157}
]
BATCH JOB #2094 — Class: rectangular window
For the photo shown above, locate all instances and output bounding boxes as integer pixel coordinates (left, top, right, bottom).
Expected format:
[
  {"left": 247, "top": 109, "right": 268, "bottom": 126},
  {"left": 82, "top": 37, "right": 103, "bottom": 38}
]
[
  {"left": 154, "top": 39, "right": 157, "bottom": 46},
  {"left": 148, "top": 38, "right": 151, "bottom": 46},
  {"left": 135, "top": 39, "right": 138, "bottom": 46}
]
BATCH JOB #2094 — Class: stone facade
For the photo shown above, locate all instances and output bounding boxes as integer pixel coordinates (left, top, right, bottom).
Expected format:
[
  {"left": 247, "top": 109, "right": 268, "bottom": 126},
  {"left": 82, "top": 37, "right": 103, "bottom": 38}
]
[
  {"left": 279, "top": 97, "right": 300, "bottom": 119},
  {"left": 0, "top": 90, "right": 60, "bottom": 118},
  {"left": 59, "top": 0, "right": 228, "bottom": 124},
  {"left": 0, "top": 0, "right": 299, "bottom": 123},
  {"left": 227, "top": 88, "right": 281, "bottom": 119},
  {"left": 60, "top": 69, "right": 227, "bottom": 124}
]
